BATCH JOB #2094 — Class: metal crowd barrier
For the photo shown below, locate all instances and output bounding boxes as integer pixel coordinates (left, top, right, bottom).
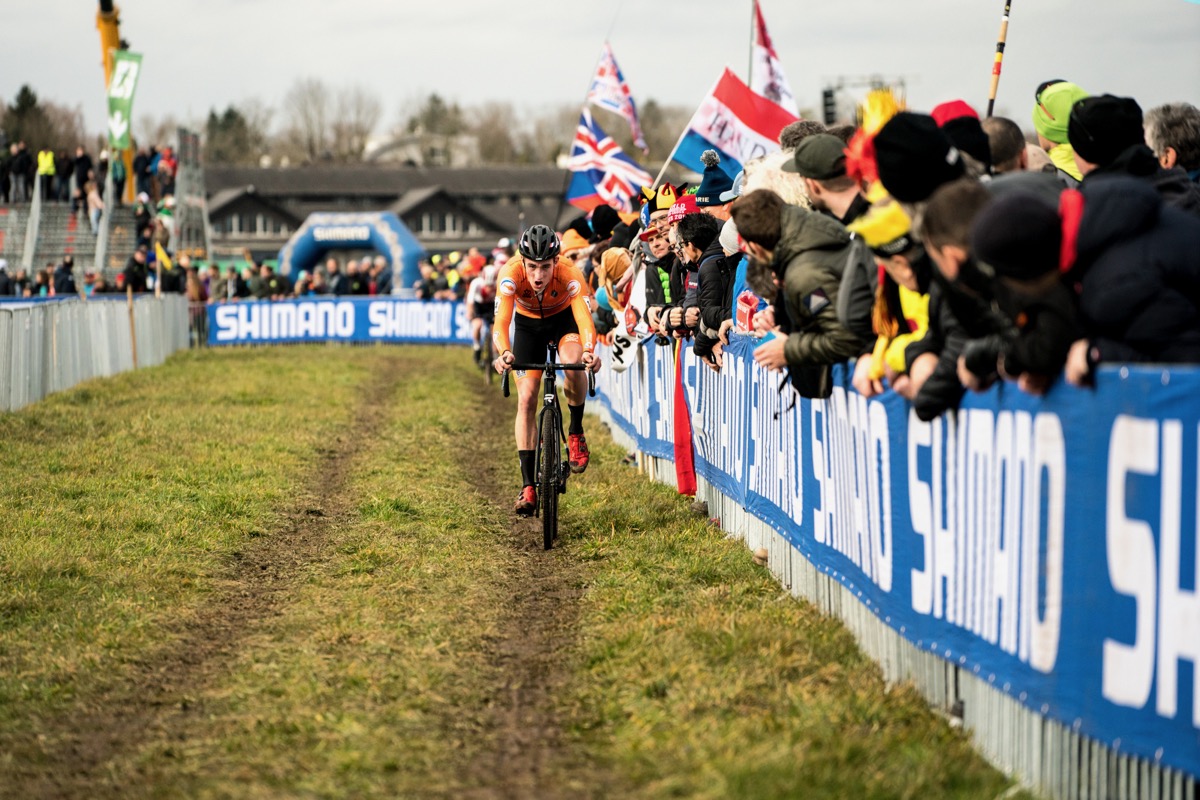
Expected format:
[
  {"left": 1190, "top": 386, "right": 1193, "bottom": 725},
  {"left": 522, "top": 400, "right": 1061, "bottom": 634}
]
[{"left": 0, "top": 295, "right": 190, "bottom": 413}]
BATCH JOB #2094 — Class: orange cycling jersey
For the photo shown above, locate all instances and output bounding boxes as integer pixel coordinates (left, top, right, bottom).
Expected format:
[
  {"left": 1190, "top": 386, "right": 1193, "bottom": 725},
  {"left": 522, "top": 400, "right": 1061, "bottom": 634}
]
[{"left": 493, "top": 255, "right": 596, "bottom": 355}]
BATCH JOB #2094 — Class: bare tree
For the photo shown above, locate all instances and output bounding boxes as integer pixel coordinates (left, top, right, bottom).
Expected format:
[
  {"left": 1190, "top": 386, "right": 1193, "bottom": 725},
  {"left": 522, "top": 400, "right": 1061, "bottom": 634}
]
[
  {"left": 282, "top": 78, "right": 332, "bottom": 162},
  {"left": 137, "top": 112, "right": 183, "bottom": 148},
  {"left": 332, "top": 85, "right": 382, "bottom": 161},
  {"left": 468, "top": 102, "right": 522, "bottom": 164}
]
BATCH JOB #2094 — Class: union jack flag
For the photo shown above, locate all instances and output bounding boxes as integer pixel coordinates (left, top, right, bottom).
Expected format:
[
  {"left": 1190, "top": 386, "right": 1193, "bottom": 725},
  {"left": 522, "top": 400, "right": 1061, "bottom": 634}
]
[
  {"left": 565, "top": 109, "right": 651, "bottom": 213},
  {"left": 586, "top": 42, "right": 647, "bottom": 153}
]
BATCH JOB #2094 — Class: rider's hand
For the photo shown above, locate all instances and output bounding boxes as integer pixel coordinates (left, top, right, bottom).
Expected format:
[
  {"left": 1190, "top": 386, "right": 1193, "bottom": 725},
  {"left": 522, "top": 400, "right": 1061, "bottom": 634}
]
[
  {"left": 494, "top": 350, "right": 514, "bottom": 374},
  {"left": 582, "top": 351, "right": 600, "bottom": 372}
]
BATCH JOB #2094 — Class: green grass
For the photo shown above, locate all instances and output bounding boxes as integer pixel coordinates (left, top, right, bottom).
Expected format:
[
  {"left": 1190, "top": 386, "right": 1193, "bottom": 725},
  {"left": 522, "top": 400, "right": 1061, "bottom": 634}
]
[{"left": 0, "top": 345, "right": 1029, "bottom": 799}]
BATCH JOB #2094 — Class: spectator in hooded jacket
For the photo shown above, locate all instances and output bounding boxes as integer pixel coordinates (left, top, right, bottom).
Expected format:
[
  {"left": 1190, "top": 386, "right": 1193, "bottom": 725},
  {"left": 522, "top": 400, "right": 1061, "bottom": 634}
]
[
  {"left": 1064, "top": 176, "right": 1200, "bottom": 385},
  {"left": 53, "top": 255, "right": 77, "bottom": 296},
  {"left": 1069, "top": 94, "right": 1200, "bottom": 216},
  {"left": 732, "top": 188, "right": 864, "bottom": 399}
]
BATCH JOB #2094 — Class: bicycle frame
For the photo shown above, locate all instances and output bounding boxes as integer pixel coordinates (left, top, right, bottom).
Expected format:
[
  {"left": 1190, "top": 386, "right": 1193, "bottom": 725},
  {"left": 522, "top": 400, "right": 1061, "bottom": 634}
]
[{"left": 501, "top": 341, "right": 596, "bottom": 548}]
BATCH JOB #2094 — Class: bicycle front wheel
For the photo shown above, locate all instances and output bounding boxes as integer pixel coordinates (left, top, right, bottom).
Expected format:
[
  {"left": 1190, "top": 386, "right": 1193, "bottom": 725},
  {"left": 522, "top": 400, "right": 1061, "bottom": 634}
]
[{"left": 539, "top": 405, "right": 560, "bottom": 550}]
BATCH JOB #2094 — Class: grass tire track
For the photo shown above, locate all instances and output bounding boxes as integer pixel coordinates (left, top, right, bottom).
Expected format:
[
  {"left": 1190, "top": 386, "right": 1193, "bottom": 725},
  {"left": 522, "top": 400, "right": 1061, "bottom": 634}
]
[{"left": 4, "top": 352, "right": 409, "bottom": 800}]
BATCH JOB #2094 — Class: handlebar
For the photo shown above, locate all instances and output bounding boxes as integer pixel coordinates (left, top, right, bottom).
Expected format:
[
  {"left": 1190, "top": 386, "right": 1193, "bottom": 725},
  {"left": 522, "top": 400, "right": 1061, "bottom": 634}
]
[{"left": 501, "top": 362, "right": 596, "bottom": 398}]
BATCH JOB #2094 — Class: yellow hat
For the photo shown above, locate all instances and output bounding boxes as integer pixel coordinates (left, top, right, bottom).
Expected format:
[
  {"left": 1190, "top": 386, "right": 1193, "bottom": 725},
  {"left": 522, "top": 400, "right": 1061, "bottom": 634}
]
[{"left": 559, "top": 229, "right": 589, "bottom": 255}]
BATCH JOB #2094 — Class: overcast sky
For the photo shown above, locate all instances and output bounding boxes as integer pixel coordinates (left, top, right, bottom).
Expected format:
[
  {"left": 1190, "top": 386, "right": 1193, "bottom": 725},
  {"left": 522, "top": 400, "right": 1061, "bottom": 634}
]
[{"left": 4, "top": 0, "right": 1199, "bottom": 148}]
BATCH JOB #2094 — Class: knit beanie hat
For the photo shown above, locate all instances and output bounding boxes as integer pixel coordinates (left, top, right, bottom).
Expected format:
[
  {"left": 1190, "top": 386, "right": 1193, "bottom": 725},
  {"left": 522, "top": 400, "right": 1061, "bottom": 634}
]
[
  {"left": 1032, "top": 81, "right": 1089, "bottom": 145},
  {"left": 874, "top": 112, "right": 966, "bottom": 203},
  {"left": 718, "top": 218, "right": 742, "bottom": 254},
  {"left": 971, "top": 192, "right": 1061, "bottom": 281},
  {"left": 1068, "top": 94, "right": 1145, "bottom": 167},
  {"left": 694, "top": 150, "right": 735, "bottom": 207},
  {"left": 931, "top": 100, "right": 992, "bottom": 170}
]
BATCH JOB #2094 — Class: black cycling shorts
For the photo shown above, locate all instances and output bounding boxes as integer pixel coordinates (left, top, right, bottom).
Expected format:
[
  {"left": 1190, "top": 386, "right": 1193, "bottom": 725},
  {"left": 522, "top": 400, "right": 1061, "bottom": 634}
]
[
  {"left": 512, "top": 310, "right": 581, "bottom": 368},
  {"left": 472, "top": 301, "right": 493, "bottom": 322}
]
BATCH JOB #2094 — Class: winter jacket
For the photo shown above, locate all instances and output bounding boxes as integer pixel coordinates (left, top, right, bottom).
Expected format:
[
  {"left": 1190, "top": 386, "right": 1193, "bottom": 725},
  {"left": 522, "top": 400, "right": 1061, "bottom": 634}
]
[
  {"left": 52, "top": 263, "right": 76, "bottom": 296},
  {"left": 1071, "top": 177, "right": 1200, "bottom": 362},
  {"left": 693, "top": 235, "right": 737, "bottom": 358},
  {"left": 771, "top": 204, "right": 865, "bottom": 397},
  {"left": 1085, "top": 144, "right": 1200, "bottom": 218}
]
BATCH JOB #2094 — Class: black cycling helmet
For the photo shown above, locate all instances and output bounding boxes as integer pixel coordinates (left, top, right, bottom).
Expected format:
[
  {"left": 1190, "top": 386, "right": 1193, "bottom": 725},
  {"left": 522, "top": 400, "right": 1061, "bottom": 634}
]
[{"left": 518, "top": 224, "right": 561, "bottom": 262}]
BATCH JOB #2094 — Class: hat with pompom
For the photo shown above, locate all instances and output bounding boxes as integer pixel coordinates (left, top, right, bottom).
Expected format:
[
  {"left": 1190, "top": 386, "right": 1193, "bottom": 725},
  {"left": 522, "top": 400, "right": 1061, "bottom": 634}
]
[{"left": 694, "top": 150, "right": 735, "bottom": 207}]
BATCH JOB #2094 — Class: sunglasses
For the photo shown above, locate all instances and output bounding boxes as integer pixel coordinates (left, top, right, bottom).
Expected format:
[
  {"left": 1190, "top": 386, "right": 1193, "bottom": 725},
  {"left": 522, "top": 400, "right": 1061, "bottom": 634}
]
[{"left": 1035, "top": 78, "right": 1066, "bottom": 119}]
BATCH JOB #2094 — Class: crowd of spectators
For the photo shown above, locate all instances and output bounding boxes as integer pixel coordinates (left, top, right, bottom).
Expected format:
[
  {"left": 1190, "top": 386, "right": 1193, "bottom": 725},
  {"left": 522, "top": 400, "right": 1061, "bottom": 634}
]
[
  {"left": 549, "top": 89, "right": 1200, "bottom": 422},
  {"left": 0, "top": 140, "right": 179, "bottom": 236}
]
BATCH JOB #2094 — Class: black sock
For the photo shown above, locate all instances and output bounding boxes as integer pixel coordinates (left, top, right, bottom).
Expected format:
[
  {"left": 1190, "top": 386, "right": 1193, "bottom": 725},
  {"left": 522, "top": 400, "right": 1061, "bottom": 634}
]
[
  {"left": 519, "top": 450, "right": 536, "bottom": 487},
  {"left": 568, "top": 403, "right": 585, "bottom": 435}
]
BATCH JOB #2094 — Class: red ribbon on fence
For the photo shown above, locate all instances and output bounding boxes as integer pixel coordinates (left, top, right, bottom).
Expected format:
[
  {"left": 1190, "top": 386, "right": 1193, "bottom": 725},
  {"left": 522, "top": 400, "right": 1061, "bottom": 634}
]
[{"left": 672, "top": 341, "right": 698, "bottom": 497}]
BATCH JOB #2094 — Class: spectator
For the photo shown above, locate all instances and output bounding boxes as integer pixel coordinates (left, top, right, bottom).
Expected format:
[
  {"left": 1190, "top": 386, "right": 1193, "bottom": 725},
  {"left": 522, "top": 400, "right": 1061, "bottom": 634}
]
[
  {"left": 110, "top": 154, "right": 126, "bottom": 205},
  {"left": 982, "top": 116, "right": 1028, "bottom": 174},
  {"left": 37, "top": 146, "right": 56, "bottom": 201},
  {"left": 86, "top": 181, "right": 104, "bottom": 235},
  {"left": 12, "top": 267, "right": 31, "bottom": 296},
  {"left": 326, "top": 258, "right": 349, "bottom": 295},
  {"left": 783, "top": 133, "right": 870, "bottom": 225},
  {"left": 778, "top": 119, "right": 827, "bottom": 151},
  {"left": 1031, "top": 80, "right": 1088, "bottom": 185},
  {"left": 846, "top": 200, "right": 932, "bottom": 399},
  {"left": 1064, "top": 176, "right": 1200, "bottom": 384},
  {"left": 54, "top": 150, "right": 73, "bottom": 202},
  {"left": 372, "top": 255, "right": 393, "bottom": 295},
  {"left": 185, "top": 265, "right": 208, "bottom": 304},
  {"left": 134, "top": 192, "right": 153, "bottom": 233},
  {"left": 0, "top": 259, "right": 12, "bottom": 296},
  {"left": 73, "top": 146, "right": 94, "bottom": 206},
  {"left": 1069, "top": 94, "right": 1200, "bottom": 215},
  {"left": 133, "top": 146, "right": 152, "bottom": 197},
  {"left": 260, "top": 263, "right": 291, "bottom": 299},
  {"left": 122, "top": 247, "right": 149, "bottom": 292},
  {"left": 53, "top": 255, "right": 77, "bottom": 295},
  {"left": 1144, "top": 102, "right": 1200, "bottom": 182},
  {"left": 11, "top": 142, "right": 32, "bottom": 203},
  {"left": 32, "top": 267, "right": 52, "bottom": 297},
  {"left": 731, "top": 188, "right": 865, "bottom": 398},
  {"left": 347, "top": 258, "right": 370, "bottom": 295},
  {"left": 931, "top": 100, "right": 993, "bottom": 177},
  {"left": 970, "top": 193, "right": 1084, "bottom": 394}
]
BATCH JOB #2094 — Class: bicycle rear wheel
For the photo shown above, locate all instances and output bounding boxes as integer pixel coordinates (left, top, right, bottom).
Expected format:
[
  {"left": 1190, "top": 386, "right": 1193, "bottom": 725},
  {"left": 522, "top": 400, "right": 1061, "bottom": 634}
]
[{"left": 539, "top": 405, "right": 560, "bottom": 550}]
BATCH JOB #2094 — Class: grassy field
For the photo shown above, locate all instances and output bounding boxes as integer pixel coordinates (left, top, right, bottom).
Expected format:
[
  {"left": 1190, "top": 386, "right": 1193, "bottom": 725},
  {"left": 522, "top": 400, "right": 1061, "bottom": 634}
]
[{"left": 0, "top": 345, "right": 1028, "bottom": 799}]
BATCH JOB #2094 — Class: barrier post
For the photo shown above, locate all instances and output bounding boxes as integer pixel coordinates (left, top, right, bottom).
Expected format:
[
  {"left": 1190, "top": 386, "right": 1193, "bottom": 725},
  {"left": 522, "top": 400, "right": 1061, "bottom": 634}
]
[{"left": 127, "top": 286, "right": 138, "bottom": 368}]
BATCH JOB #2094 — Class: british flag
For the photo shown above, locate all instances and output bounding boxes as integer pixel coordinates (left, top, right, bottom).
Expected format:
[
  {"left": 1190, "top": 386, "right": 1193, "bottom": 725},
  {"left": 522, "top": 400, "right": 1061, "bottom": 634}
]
[
  {"left": 585, "top": 42, "right": 648, "bottom": 153},
  {"left": 565, "top": 109, "right": 652, "bottom": 213}
]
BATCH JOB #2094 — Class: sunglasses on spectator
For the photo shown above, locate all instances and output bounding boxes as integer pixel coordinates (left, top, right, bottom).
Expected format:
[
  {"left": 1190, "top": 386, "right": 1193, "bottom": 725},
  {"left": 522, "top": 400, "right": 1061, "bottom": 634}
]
[{"left": 1035, "top": 78, "right": 1065, "bottom": 119}]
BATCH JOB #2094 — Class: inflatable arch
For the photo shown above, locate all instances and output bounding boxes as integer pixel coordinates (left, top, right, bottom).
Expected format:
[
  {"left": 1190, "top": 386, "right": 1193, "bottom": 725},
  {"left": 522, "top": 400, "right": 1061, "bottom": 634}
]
[{"left": 277, "top": 212, "right": 425, "bottom": 296}]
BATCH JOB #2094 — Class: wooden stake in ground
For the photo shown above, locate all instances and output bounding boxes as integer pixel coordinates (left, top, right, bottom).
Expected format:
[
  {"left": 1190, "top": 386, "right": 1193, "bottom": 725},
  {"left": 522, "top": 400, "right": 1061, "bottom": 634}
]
[
  {"left": 126, "top": 284, "right": 138, "bottom": 368},
  {"left": 986, "top": 0, "right": 1013, "bottom": 117}
]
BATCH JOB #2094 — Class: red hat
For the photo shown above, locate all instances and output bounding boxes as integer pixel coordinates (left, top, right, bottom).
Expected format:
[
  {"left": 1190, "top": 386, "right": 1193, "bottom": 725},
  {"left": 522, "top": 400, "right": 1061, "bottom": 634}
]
[
  {"left": 667, "top": 193, "right": 699, "bottom": 224},
  {"left": 931, "top": 100, "right": 979, "bottom": 126}
]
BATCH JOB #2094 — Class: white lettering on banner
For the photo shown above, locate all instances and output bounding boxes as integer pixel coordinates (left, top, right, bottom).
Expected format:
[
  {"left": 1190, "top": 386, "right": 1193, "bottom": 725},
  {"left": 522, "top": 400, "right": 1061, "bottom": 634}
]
[
  {"left": 214, "top": 302, "right": 354, "bottom": 341},
  {"left": 313, "top": 226, "right": 371, "bottom": 243},
  {"left": 366, "top": 301, "right": 457, "bottom": 338},
  {"left": 653, "top": 346, "right": 675, "bottom": 443},
  {"left": 688, "top": 351, "right": 748, "bottom": 482},
  {"left": 747, "top": 361, "right": 802, "bottom": 521},
  {"left": 809, "top": 388, "right": 892, "bottom": 592},
  {"left": 1103, "top": 416, "right": 1200, "bottom": 727},
  {"left": 908, "top": 409, "right": 1064, "bottom": 674}
]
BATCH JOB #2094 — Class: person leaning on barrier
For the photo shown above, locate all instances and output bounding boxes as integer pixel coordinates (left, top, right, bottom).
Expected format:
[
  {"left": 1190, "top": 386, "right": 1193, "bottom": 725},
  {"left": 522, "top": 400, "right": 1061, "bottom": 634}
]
[
  {"left": 122, "top": 247, "right": 149, "bottom": 293},
  {"left": 731, "top": 188, "right": 865, "bottom": 399}
]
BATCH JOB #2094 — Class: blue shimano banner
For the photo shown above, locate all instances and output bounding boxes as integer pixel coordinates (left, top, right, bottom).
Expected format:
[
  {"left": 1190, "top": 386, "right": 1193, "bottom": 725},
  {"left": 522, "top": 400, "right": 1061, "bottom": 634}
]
[
  {"left": 596, "top": 334, "right": 1200, "bottom": 779},
  {"left": 207, "top": 298, "right": 473, "bottom": 346}
]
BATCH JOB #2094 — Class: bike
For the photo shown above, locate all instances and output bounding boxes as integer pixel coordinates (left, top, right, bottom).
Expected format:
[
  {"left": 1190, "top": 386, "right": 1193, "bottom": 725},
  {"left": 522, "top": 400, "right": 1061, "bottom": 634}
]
[
  {"left": 479, "top": 315, "right": 496, "bottom": 386},
  {"left": 501, "top": 341, "right": 596, "bottom": 550}
]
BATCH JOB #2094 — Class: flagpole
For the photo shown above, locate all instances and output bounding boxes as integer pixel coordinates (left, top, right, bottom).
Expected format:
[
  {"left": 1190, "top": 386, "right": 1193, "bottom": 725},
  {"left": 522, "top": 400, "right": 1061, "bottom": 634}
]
[
  {"left": 748, "top": 0, "right": 757, "bottom": 88},
  {"left": 649, "top": 127, "right": 689, "bottom": 191},
  {"left": 985, "top": 0, "right": 1012, "bottom": 117}
]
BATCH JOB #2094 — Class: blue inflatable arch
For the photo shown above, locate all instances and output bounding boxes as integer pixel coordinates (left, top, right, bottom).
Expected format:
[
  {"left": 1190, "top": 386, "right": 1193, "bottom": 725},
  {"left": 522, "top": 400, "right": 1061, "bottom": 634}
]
[{"left": 277, "top": 212, "right": 425, "bottom": 297}]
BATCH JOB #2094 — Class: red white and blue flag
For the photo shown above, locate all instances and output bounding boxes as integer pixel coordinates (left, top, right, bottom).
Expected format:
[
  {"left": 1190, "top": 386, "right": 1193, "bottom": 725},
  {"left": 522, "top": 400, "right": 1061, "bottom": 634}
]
[
  {"left": 565, "top": 109, "right": 652, "bottom": 213},
  {"left": 585, "top": 42, "right": 648, "bottom": 153},
  {"left": 674, "top": 68, "right": 798, "bottom": 176},
  {"left": 751, "top": 0, "right": 799, "bottom": 116}
]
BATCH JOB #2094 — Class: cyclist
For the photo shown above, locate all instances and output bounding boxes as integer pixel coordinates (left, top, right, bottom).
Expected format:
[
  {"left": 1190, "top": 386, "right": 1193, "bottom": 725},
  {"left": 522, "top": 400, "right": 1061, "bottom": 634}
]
[
  {"left": 493, "top": 224, "right": 600, "bottom": 516},
  {"left": 465, "top": 262, "right": 498, "bottom": 367}
]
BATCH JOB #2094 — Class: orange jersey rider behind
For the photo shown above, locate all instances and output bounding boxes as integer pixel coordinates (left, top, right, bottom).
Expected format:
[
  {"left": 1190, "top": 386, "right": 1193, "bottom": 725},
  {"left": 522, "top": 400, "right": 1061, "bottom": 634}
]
[{"left": 493, "top": 225, "right": 600, "bottom": 516}]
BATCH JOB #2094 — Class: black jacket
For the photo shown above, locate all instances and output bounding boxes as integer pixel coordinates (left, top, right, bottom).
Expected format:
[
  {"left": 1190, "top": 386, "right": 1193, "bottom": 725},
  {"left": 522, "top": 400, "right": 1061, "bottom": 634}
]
[
  {"left": 1085, "top": 144, "right": 1200, "bottom": 218},
  {"left": 53, "top": 263, "right": 76, "bottom": 295},
  {"left": 693, "top": 236, "right": 737, "bottom": 357},
  {"left": 1071, "top": 177, "right": 1200, "bottom": 362}
]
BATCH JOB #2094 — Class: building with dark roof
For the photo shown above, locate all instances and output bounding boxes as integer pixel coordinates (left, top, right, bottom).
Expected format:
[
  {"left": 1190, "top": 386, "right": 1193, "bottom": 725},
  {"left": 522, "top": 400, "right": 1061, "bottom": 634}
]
[{"left": 205, "top": 165, "right": 575, "bottom": 259}]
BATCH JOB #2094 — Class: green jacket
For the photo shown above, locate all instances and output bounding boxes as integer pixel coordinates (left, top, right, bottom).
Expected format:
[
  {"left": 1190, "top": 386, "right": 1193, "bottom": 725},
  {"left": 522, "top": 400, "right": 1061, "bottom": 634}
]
[{"left": 771, "top": 205, "right": 865, "bottom": 396}]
